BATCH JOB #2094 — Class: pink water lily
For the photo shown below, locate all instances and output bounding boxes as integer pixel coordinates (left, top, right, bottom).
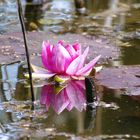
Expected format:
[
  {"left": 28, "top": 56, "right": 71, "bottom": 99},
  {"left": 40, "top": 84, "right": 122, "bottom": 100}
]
[
  {"left": 40, "top": 80, "right": 86, "bottom": 114},
  {"left": 32, "top": 41, "right": 101, "bottom": 80}
]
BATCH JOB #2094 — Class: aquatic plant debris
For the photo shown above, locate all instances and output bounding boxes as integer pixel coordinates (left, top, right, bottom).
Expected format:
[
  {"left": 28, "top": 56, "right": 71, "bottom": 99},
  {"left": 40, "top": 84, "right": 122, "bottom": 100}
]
[{"left": 31, "top": 40, "right": 101, "bottom": 82}]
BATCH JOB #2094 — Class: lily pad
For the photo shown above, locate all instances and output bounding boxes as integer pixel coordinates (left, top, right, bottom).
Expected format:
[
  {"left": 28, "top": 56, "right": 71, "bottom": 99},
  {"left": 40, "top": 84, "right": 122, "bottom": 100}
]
[
  {"left": 0, "top": 31, "right": 120, "bottom": 65},
  {"left": 96, "top": 66, "right": 140, "bottom": 95}
]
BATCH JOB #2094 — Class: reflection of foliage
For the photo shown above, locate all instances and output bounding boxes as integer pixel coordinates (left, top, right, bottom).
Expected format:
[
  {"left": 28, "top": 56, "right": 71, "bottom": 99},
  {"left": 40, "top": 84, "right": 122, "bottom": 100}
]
[
  {"left": 14, "top": 63, "right": 31, "bottom": 101},
  {"left": 121, "top": 44, "right": 140, "bottom": 65},
  {"left": 24, "top": 1, "right": 43, "bottom": 31}
]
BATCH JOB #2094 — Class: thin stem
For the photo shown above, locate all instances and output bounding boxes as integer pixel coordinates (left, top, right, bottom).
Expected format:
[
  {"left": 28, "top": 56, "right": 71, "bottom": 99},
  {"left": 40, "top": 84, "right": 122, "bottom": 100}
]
[{"left": 17, "top": 0, "right": 34, "bottom": 102}]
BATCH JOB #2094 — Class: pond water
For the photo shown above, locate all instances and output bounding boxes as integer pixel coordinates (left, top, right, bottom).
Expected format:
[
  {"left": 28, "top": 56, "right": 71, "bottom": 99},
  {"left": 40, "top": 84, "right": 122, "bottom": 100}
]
[{"left": 0, "top": 0, "right": 140, "bottom": 140}]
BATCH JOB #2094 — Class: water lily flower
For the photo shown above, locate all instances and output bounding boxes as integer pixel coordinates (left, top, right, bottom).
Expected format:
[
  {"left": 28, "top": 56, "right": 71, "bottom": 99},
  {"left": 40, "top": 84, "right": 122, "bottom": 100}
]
[
  {"left": 40, "top": 80, "right": 86, "bottom": 114},
  {"left": 31, "top": 41, "right": 101, "bottom": 81}
]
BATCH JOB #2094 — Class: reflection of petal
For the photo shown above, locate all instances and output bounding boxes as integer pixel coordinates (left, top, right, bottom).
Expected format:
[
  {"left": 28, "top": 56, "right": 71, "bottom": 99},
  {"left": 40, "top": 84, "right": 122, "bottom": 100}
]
[
  {"left": 66, "top": 81, "right": 86, "bottom": 112},
  {"left": 40, "top": 80, "right": 86, "bottom": 114},
  {"left": 51, "top": 89, "right": 69, "bottom": 114},
  {"left": 66, "top": 102, "right": 74, "bottom": 111},
  {"left": 74, "top": 80, "right": 85, "bottom": 90},
  {"left": 40, "top": 85, "right": 53, "bottom": 111}
]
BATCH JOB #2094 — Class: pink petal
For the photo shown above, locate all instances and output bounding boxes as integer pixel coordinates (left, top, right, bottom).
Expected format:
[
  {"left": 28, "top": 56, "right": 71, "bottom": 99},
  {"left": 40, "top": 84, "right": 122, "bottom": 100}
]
[
  {"left": 42, "top": 41, "right": 48, "bottom": 68},
  {"left": 58, "top": 40, "right": 64, "bottom": 45},
  {"left": 76, "top": 55, "right": 101, "bottom": 76},
  {"left": 42, "top": 41, "right": 53, "bottom": 71},
  {"left": 66, "top": 55, "right": 82, "bottom": 75},
  {"left": 65, "top": 45, "right": 78, "bottom": 60},
  {"left": 73, "top": 43, "right": 81, "bottom": 55},
  {"left": 76, "top": 47, "right": 89, "bottom": 71},
  {"left": 51, "top": 44, "right": 72, "bottom": 73},
  {"left": 66, "top": 47, "right": 89, "bottom": 75}
]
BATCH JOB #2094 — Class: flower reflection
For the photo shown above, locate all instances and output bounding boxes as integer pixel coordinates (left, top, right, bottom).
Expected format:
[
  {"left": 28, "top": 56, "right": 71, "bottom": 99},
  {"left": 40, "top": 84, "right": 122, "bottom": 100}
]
[{"left": 40, "top": 80, "right": 86, "bottom": 114}]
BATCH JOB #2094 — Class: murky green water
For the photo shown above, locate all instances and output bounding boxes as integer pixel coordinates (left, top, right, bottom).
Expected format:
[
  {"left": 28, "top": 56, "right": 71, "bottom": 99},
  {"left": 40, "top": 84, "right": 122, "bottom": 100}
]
[{"left": 0, "top": 0, "right": 140, "bottom": 139}]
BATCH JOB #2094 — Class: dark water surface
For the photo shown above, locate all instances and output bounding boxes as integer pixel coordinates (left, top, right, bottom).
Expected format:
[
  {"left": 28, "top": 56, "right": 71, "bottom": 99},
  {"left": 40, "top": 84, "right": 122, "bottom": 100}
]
[{"left": 0, "top": 0, "right": 140, "bottom": 139}]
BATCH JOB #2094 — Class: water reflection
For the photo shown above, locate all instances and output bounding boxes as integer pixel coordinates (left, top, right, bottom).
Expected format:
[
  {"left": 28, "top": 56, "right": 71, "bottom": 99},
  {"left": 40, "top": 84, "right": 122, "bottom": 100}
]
[
  {"left": 0, "top": 0, "right": 140, "bottom": 139},
  {"left": 0, "top": 63, "right": 140, "bottom": 138},
  {"left": 40, "top": 80, "right": 86, "bottom": 114},
  {"left": 120, "top": 43, "right": 140, "bottom": 65},
  {"left": 51, "top": 0, "right": 74, "bottom": 12},
  {"left": 0, "top": 63, "right": 19, "bottom": 102},
  {"left": 0, "top": 0, "right": 19, "bottom": 33},
  {"left": 24, "top": 0, "right": 43, "bottom": 31}
]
